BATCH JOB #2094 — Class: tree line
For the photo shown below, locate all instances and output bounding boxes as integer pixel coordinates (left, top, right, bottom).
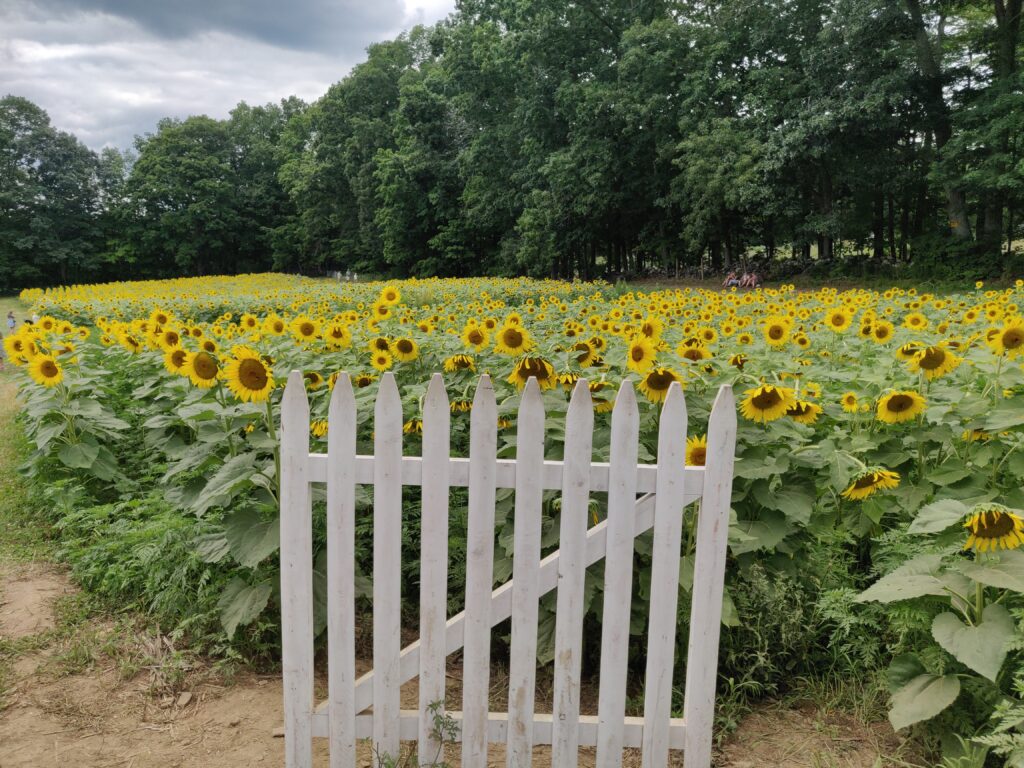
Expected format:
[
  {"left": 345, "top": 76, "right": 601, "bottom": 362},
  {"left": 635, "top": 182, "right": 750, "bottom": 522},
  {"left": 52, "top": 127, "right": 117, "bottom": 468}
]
[{"left": 2, "top": 0, "right": 1022, "bottom": 291}]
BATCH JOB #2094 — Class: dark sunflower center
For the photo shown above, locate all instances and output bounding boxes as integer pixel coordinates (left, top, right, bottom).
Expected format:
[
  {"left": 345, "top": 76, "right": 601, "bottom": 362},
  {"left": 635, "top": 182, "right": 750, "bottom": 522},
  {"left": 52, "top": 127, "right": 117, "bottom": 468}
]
[
  {"left": 165, "top": 332, "right": 179, "bottom": 346},
  {"left": 831, "top": 315, "right": 844, "bottom": 326},
  {"left": 238, "top": 358, "right": 268, "bottom": 390},
  {"left": 519, "top": 358, "right": 550, "bottom": 380},
  {"left": 453, "top": 356, "right": 472, "bottom": 369},
  {"left": 853, "top": 474, "right": 879, "bottom": 489},
  {"left": 396, "top": 339, "right": 414, "bottom": 354},
  {"left": 503, "top": 329, "right": 524, "bottom": 348},
  {"left": 974, "top": 511, "right": 1016, "bottom": 539},
  {"left": 751, "top": 388, "right": 782, "bottom": 409},
  {"left": 468, "top": 330, "right": 484, "bottom": 345},
  {"left": 646, "top": 370, "right": 675, "bottom": 390},
  {"left": 300, "top": 322, "right": 315, "bottom": 336},
  {"left": 1003, "top": 329, "right": 1024, "bottom": 350},
  {"left": 193, "top": 353, "right": 218, "bottom": 380},
  {"left": 918, "top": 348, "right": 946, "bottom": 370},
  {"left": 171, "top": 350, "right": 187, "bottom": 368},
  {"left": 886, "top": 394, "right": 913, "bottom": 412},
  {"left": 40, "top": 360, "right": 59, "bottom": 378},
  {"left": 768, "top": 326, "right": 784, "bottom": 340}
]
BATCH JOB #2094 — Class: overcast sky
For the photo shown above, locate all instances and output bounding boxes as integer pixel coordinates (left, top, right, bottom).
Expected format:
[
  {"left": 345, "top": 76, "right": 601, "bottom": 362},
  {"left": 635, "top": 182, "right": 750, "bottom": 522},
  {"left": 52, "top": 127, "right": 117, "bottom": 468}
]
[{"left": 0, "top": 0, "right": 457, "bottom": 150}]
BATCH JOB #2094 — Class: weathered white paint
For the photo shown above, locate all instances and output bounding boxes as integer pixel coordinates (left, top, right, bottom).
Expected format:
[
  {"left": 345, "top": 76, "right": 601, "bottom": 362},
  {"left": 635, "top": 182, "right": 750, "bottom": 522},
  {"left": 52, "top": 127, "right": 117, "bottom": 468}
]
[{"left": 279, "top": 373, "right": 737, "bottom": 768}]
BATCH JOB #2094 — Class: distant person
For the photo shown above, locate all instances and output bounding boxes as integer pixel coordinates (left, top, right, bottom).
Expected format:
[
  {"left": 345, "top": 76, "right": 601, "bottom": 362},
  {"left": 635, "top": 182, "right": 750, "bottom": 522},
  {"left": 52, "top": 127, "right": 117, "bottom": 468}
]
[
  {"left": 5, "top": 311, "right": 14, "bottom": 332},
  {"left": 739, "top": 271, "right": 751, "bottom": 287},
  {"left": 722, "top": 270, "right": 739, "bottom": 288},
  {"left": 31, "top": 312, "right": 40, "bottom": 324}
]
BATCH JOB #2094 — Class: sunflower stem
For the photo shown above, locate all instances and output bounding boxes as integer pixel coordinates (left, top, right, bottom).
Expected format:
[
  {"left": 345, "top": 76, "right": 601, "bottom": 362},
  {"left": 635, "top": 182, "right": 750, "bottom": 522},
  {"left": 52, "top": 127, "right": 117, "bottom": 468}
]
[
  {"left": 266, "top": 397, "right": 280, "bottom": 498},
  {"left": 975, "top": 580, "right": 985, "bottom": 623}
]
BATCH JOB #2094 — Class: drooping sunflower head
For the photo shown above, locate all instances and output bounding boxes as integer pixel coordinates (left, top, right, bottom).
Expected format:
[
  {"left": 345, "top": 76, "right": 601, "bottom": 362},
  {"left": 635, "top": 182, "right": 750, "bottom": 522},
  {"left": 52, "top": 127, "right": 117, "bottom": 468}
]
[
  {"left": 908, "top": 345, "right": 960, "bottom": 380},
  {"left": 678, "top": 344, "right": 711, "bottom": 363},
  {"left": 728, "top": 353, "right": 747, "bottom": 370},
  {"left": 507, "top": 357, "right": 556, "bottom": 390},
  {"left": 786, "top": 399, "right": 822, "bottom": 425},
  {"left": 403, "top": 419, "right": 423, "bottom": 435},
  {"left": 876, "top": 390, "right": 927, "bottom": 424},
  {"left": 896, "top": 342, "right": 922, "bottom": 361},
  {"left": 841, "top": 468, "right": 900, "bottom": 501},
  {"left": 686, "top": 434, "right": 707, "bottom": 466},
  {"left": 964, "top": 504, "right": 1024, "bottom": 553},
  {"left": 740, "top": 384, "right": 797, "bottom": 423},
  {"left": 323, "top": 322, "right": 352, "bottom": 350},
  {"left": 444, "top": 354, "right": 476, "bottom": 373},
  {"left": 638, "top": 367, "right": 680, "bottom": 404}
]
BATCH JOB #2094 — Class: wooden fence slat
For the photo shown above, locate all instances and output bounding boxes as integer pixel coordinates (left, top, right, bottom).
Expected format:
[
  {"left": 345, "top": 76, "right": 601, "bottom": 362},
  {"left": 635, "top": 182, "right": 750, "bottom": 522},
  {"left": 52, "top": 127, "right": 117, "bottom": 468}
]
[
  {"left": 683, "top": 386, "right": 737, "bottom": 768},
  {"left": 640, "top": 384, "right": 688, "bottom": 768},
  {"left": 326, "top": 373, "right": 357, "bottom": 768},
  {"left": 373, "top": 372, "right": 404, "bottom": 760},
  {"left": 419, "top": 374, "right": 451, "bottom": 760},
  {"left": 280, "top": 371, "right": 314, "bottom": 768},
  {"left": 506, "top": 379, "right": 546, "bottom": 768},
  {"left": 461, "top": 375, "right": 499, "bottom": 768},
  {"left": 551, "top": 380, "right": 594, "bottom": 768},
  {"left": 596, "top": 382, "right": 640, "bottom": 768}
]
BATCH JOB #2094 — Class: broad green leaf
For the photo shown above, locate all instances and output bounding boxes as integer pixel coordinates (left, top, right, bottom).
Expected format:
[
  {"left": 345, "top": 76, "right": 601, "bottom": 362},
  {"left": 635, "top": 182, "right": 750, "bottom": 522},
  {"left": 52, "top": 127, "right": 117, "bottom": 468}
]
[
  {"left": 58, "top": 441, "right": 99, "bottom": 469},
  {"left": 224, "top": 507, "right": 280, "bottom": 568},
  {"left": 218, "top": 578, "right": 272, "bottom": 638},
  {"left": 751, "top": 483, "right": 815, "bottom": 526},
  {"left": 983, "top": 399, "right": 1024, "bottom": 431},
  {"left": 928, "top": 465, "right": 972, "bottom": 486},
  {"left": 931, "top": 604, "right": 1013, "bottom": 681},
  {"left": 908, "top": 499, "right": 970, "bottom": 534},
  {"left": 889, "top": 674, "right": 960, "bottom": 731},
  {"left": 34, "top": 420, "right": 66, "bottom": 450},
  {"left": 721, "top": 588, "right": 739, "bottom": 627},
  {"left": 887, "top": 653, "right": 925, "bottom": 693},
  {"left": 730, "top": 510, "right": 793, "bottom": 555},
  {"left": 956, "top": 549, "right": 1024, "bottom": 593},
  {"left": 195, "top": 532, "right": 231, "bottom": 563},
  {"left": 856, "top": 553, "right": 971, "bottom": 604},
  {"left": 192, "top": 452, "right": 264, "bottom": 515}
]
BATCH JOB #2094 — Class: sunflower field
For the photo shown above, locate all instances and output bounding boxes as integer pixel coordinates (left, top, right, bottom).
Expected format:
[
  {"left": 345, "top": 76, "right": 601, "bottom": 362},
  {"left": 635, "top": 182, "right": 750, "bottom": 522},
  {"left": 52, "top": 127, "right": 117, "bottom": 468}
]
[{"left": 7, "top": 274, "right": 1024, "bottom": 760}]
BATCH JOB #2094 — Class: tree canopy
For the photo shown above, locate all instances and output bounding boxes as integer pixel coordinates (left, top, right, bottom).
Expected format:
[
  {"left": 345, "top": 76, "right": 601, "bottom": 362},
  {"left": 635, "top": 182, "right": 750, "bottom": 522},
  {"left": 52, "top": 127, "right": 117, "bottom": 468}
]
[{"left": 2, "top": 0, "right": 1022, "bottom": 291}]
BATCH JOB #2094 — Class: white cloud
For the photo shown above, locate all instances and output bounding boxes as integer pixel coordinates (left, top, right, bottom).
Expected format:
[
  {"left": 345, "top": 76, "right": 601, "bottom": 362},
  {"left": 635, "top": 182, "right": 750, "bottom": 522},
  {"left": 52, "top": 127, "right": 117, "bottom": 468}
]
[{"left": 0, "top": 0, "right": 456, "bottom": 149}]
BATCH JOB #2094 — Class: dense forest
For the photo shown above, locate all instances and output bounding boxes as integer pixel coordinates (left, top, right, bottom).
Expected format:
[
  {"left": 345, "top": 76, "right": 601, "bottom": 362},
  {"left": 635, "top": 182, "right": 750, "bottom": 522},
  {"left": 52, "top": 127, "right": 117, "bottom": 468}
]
[{"left": 2, "top": 0, "right": 1022, "bottom": 291}]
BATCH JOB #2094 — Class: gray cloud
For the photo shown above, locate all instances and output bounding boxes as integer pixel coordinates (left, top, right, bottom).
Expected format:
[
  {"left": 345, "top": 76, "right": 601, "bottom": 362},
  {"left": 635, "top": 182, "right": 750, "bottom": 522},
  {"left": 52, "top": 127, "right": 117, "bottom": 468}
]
[{"left": 0, "top": 0, "right": 455, "bottom": 149}]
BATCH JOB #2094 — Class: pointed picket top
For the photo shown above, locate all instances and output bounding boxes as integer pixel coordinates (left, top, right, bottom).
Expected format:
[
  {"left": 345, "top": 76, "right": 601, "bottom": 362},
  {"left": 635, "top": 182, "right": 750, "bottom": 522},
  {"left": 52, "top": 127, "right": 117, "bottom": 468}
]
[
  {"left": 375, "top": 370, "right": 401, "bottom": 416},
  {"left": 706, "top": 384, "right": 737, "bottom": 445},
  {"left": 658, "top": 382, "right": 687, "bottom": 456},
  {"left": 568, "top": 376, "right": 593, "bottom": 414},
  {"left": 517, "top": 376, "right": 544, "bottom": 423},
  {"left": 473, "top": 373, "right": 496, "bottom": 411},
  {"left": 282, "top": 369, "right": 310, "bottom": 438},
  {"left": 327, "top": 371, "right": 355, "bottom": 434},
  {"left": 424, "top": 372, "right": 450, "bottom": 416},
  {"left": 610, "top": 377, "right": 639, "bottom": 424}
]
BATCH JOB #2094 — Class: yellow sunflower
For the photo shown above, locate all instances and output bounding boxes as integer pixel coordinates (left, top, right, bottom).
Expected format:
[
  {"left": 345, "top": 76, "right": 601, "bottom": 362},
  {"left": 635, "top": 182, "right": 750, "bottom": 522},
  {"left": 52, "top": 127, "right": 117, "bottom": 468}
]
[
  {"left": 462, "top": 324, "right": 490, "bottom": 350},
  {"left": 184, "top": 351, "right": 219, "bottom": 388},
  {"left": 626, "top": 335, "right": 657, "bottom": 373},
  {"left": 740, "top": 384, "right": 797, "bottom": 423},
  {"left": 371, "top": 350, "right": 394, "bottom": 371},
  {"left": 871, "top": 321, "right": 895, "bottom": 344},
  {"left": 964, "top": 504, "right": 1024, "bottom": 552},
  {"left": 443, "top": 354, "right": 476, "bottom": 372},
  {"left": 638, "top": 368, "right": 680, "bottom": 403},
  {"left": 876, "top": 390, "right": 926, "bottom": 424},
  {"left": 823, "top": 308, "right": 853, "bottom": 333},
  {"left": 323, "top": 322, "right": 352, "bottom": 350},
  {"left": 391, "top": 337, "right": 420, "bottom": 362},
  {"left": 841, "top": 469, "right": 900, "bottom": 500},
  {"left": 685, "top": 434, "right": 707, "bottom": 466},
  {"left": 290, "top": 316, "right": 320, "bottom": 343},
  {"left": 678, "top": 344, "right": 711, "bottom": 363},
  {"left": 762, "top": 317, "right": 791, "bottom": 347},
  {"left": 28, "top": 354, "right": 63, "bottom": 387},
  {"left": 223, "top": 348, "right": 274, "bottom": 402},
  {"left": 506, "top": 357, "right": 556, "bottom": 390},
  {"left": 163, "top": 348, "right": 189, "bottom": 375},
  {"left": 787, "top": 400, "right": 822, "bottom": 424},
  {"left": 903, "top": 312, "right": 929, "bottom": 331},
  {"left": 840, "top": 392, "right": 859, "bottom": 413},
  {"left": 992, "top": 318, "right": 1024, "bottom": 358},
  {"left": 494, "top": 324, "right": 534, "bottom": 355},
  {"left": 907, "top": 345, "right": 960, "bottom": 380}
]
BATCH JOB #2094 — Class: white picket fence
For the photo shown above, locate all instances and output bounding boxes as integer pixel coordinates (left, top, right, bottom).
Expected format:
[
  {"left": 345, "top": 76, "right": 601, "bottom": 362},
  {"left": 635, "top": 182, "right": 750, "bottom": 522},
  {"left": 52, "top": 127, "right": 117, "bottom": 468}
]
[{"left": 279, "top": 370, "right": 737, "bottom": 768}]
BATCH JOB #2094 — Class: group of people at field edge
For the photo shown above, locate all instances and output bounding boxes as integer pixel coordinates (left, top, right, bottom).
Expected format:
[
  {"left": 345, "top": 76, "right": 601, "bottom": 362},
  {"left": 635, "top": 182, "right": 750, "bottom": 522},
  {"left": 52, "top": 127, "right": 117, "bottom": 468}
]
[{"left": 722, "top": 269, "right": 761, "bottom": 289}]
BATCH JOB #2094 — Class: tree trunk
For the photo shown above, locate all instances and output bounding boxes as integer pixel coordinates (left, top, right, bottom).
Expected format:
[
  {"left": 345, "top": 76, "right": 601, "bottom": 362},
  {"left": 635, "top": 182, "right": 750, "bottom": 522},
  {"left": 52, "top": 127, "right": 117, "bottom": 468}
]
[
  {"left": 873, "top": 194, "right": 886, "bottom": 259},
  {"left": 904, "top": 0, "right": 972, "bottom": 239},
  {"left": 887, "top": 193, "right": 897, "bottom": 260}
]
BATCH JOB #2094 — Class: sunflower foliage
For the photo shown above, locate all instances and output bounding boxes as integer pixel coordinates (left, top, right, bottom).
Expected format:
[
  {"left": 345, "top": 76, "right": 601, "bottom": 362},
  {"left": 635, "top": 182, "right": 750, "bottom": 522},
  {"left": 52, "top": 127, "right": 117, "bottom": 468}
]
[{"left": 6, "top": 275, "right": 1024, "bottom": 750}]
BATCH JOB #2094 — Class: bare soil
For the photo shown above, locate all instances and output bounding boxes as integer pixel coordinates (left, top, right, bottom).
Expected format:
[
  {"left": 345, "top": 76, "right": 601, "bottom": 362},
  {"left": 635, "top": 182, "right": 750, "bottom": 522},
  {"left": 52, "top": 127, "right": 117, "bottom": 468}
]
[{"left": 0, "top": 563, "right": 914, "bottom": 768}]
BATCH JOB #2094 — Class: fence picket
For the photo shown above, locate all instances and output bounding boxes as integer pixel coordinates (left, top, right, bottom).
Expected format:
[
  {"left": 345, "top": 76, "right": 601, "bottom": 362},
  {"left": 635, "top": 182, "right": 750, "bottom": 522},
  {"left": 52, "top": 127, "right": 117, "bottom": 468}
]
[
  {"left": 327, "top": 373, "right": 358, "bottom": 768},
  {"left": 419, "top": 374, "right": 451, "bottom": 760},
  {"left": 373, "top": 372, "right": 404, "bottom": 760},
  {"left": 506, "top": 379, "right": 546, "bottom": 768},
  {"left": 551, "top": 380, "right": 594, "bottom": 768},
  {"left": 280, "top": 371, "right": 314, "bottom": 768},
  {"left": 461, "top": 375, "right": 499, "bottom": 768},
  {"left": 683, "top": 385, "right": 737, "bottom": 768},
  {"left": 640, "top": 383, "right": 688, "bottom": 768},
  {"left": 596, "top": 382, "right": 640, "bottom": 768}
]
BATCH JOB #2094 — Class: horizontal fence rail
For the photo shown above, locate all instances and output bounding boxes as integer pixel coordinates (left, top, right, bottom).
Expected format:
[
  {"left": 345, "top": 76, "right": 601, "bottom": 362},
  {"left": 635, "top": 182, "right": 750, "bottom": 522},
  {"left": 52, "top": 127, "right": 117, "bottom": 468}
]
[{"left": 279, "top": 370, "right": 737, "bottom": 768}]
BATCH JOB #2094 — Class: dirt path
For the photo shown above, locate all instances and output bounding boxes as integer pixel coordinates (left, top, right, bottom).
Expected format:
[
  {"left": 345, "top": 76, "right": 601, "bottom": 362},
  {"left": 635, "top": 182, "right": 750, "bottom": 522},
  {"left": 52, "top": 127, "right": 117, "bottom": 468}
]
[{"left": 0, "top": 376, "right": 915, "bottom": 767}]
